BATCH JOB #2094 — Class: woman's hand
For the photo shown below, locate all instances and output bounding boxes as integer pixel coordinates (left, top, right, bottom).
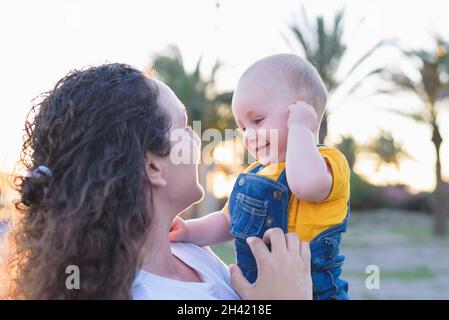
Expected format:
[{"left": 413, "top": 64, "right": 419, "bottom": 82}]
[{"left": 230, "top": 228, "right": 313, "bottom": 300}]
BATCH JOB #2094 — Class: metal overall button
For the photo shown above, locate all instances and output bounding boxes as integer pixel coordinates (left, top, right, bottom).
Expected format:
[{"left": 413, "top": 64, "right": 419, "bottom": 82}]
[
  {"left": 323, "top": 237, "right": 337, "bottom": 247},
  {"left": 238, "top": 177, "right": 246, "bottom": 186},
  {"left": 265, "top": 216, "right": 273, "bottom": 227},
  {"left": 273, "top": 190, "right": 282, "bottom": 200}
]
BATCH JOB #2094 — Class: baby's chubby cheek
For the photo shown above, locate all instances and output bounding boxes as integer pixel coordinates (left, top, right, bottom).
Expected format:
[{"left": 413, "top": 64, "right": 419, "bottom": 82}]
[
  {"left": 249, "top": 135, "right": 288, "bottom": 164},
  {"left": 257, "top": 144, "right": 284, "bottom": 165},
  {"left": 266, "top": 128, "right": 288, "bottom": 162}
]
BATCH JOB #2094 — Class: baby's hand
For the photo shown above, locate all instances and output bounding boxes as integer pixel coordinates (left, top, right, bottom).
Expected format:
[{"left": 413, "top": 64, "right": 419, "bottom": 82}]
[
  {"left": 169, "top": 216, "right": 190, "bottom": 242},
  {"left": 287, "top": 101, "right": 318, "bottom": 132}
]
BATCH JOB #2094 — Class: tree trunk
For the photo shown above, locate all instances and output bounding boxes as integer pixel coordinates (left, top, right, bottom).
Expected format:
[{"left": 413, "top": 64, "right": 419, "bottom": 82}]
[
  {"left": 319, "top": 111, "right": 329, "bottom": 145},
  {"left": 431, "top": 123, "right": 447, "bottom": 236}
]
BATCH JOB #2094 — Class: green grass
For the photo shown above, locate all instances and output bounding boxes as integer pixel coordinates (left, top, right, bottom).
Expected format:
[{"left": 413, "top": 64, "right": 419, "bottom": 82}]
[
  {"left": 343, "top": 266, "right": 437, "bottom": 283},
  {"left": 361, "top": 291, "right": 379, "bottom": 300},
  {"left": 211, "top": 242, "right": 235, "bottom": 265},
  {"left": 381, "top": 266, "right": 437, "bottom": 281},
  {"left": 390, "top": 226, "right": 449, "bottom": 243}
]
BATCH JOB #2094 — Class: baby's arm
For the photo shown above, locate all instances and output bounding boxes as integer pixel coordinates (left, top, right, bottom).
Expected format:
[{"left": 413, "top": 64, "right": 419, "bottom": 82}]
[
  {"left": 286, "top": 101, "right": 333, "bottom": 202},
  {"left": 170, "top": 210, "right": 234, "bottom": 246}
]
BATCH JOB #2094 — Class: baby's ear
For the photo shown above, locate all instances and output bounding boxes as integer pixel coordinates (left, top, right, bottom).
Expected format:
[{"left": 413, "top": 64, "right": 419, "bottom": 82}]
[{"left": 144, "top": 152, "right": 167, "bottom": 188}]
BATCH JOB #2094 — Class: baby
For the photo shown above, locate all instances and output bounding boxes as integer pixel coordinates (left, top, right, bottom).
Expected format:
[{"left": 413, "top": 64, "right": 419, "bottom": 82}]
[{"left": 170, "top": 53, "right": 350, "bottom": 300}]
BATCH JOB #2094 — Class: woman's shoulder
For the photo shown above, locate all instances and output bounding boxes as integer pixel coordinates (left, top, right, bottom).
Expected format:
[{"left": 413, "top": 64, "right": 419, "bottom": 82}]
[
  {"left": 132, "top": 242, "right": 238, "bottom": 300},
  {"left": 170, "top": 241, "right": 210, "bottom": 255},
  {"left": 171, "top": 242, "right": 230, "bottom": 280}
]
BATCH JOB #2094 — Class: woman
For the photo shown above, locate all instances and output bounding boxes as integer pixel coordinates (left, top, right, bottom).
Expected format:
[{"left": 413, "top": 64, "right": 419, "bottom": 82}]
[{"left": 1, "top": 63, "right": 312, "bottom": 299}]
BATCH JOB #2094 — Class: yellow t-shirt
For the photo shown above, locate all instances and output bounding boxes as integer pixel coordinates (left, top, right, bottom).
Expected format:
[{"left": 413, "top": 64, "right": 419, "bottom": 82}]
[{"left": 223, "top": 146, "right": 350, "bottom": 242}]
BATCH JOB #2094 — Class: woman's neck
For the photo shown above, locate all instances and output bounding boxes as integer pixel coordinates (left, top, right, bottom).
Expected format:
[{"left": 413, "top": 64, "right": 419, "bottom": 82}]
[
  {"left": 139, "top": 214, "right": 176, "bottom": 274},
  {"left": 138, "top": 209, "right": 202, "bottom": 282}
]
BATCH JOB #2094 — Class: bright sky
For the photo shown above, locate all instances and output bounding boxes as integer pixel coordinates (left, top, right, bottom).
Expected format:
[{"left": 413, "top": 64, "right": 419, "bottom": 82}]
[{"left": 1, "top": 0, "right": 448, "bottom": 192}]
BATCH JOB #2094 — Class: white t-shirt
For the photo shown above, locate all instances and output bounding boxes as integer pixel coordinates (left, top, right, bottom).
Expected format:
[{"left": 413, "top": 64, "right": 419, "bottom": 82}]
[{"left": 132, "top": 242, "right": 241, "bottom": 300}]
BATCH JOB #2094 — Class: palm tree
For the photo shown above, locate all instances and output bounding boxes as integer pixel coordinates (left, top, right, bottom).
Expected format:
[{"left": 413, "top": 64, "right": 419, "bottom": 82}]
[
  {"left": 152, "top": 45, "right": 233, "bottom": 131},
  {"left": 335, "top": 135, "right": 357, "bottom": 171},
  {"left": 286, "top": 6, "right": 386, "bottom": 144},
  {"left": 364, "top": 130, "right": 411, "bottom": 172},
  {"left": 381, "top": 37, "right": 449, "bottom": 235}
]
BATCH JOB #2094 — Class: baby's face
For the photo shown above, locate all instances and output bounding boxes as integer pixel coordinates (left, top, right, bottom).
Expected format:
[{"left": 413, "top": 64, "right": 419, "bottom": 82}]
[{"left": 232, "top": 72, "right": 296, "bottom": 165}]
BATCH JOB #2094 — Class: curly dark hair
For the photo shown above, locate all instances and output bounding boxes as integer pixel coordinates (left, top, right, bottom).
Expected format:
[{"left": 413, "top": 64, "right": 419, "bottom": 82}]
[{"left": 2, "top": 63, "right": 172, "bottom": 299}]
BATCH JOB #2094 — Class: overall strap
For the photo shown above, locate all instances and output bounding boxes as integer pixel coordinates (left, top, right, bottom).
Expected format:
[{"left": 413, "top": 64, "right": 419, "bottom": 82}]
[
  {"left": 276, "top": 169, "right": 292, "bottom": 197},
  {"left": 248, "top": 163, "right": 265, "bottom": 174}
]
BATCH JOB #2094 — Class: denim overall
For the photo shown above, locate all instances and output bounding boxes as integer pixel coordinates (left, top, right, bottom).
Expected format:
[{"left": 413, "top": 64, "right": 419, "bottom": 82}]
[{"left": 228, "top": 163, "right": 350, "bottom": 300}]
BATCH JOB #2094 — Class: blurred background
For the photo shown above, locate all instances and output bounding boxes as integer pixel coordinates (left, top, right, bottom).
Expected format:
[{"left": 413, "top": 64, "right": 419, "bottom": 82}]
[{"left": 1, "top": 0, "right": 448, "bottom": 299}]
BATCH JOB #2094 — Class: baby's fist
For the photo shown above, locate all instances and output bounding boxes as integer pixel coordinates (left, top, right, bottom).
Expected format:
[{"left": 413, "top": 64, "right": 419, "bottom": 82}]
[
  {"left": 169, "top": 216, "right": 190, "bottom": 242},
  {"left": 287, "top": 101, "right": 318, "bottom": 132}
]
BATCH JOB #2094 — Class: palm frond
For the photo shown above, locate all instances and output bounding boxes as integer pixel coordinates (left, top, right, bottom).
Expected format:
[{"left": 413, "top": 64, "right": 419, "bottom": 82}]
[
  {"left": 214, "top": 91, "right": 233, "bottom": 105},
  {"left": 289, "top": 24, "right": 312, "bottom": 60},
  {"left": 151, "top": 45, "right": 233, "bottom": 130},
  {"left": 328, "top": 8, "right": 346, "bottom": 64},
  {"left": 192, "top": 55, "right": 203, "bottom": 83},
  {"left": 339, "top": 67, "right": 385, "bottom": 100},
  {"left": 383, "top": 108, "right": 430, "bottom": 124},
  {"left": 299, "top": 3, "right": 312, "bottom": 37},
  {"left": 342, "top": 40, "right": 388, "bottom": 80},
  {"left": 210, "top": 60, "right": 223, "bottom": 85},
  {"left": 282, "top": 33, "right": 298, "bottom": 53},
  {"left": 316, "top": 16, "right": 326, "bottom": 68},
  {"left": 383, "top": 71, "right": 422, "bottom": 98}
]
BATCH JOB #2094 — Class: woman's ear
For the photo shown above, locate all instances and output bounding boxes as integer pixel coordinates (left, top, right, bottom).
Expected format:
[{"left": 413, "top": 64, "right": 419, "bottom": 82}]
[{"left": 144, "top": 152, "right": 167, "bottom": 188}]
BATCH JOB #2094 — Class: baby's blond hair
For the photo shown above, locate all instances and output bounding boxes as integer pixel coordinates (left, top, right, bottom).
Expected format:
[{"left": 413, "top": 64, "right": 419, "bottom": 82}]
[{"left": 241, "top": 53, "right": 328, "bottom": 125}]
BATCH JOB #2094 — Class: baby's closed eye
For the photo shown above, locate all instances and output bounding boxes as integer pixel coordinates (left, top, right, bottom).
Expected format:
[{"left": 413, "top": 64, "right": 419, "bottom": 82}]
[{"left": 254, "top": 117, "right": 264, "bottom": 125}]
